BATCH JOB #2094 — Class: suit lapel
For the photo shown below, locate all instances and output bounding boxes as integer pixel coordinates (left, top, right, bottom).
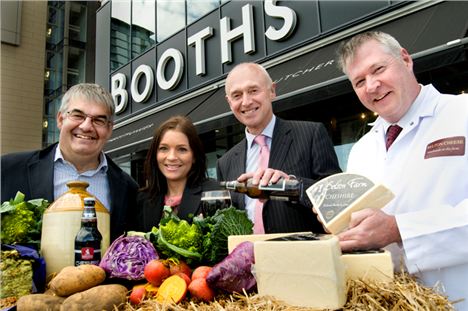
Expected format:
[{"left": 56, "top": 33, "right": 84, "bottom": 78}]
[
  {"left": 269, "top": 119, "right": 292, "bottom": 170},
  {"left": 107, "top": 159, "right": 125, "bottom": 213},
  {"left": 28, "top": 145, "right": 55, "bottom": 201},
  {"left": 145, "top": 195, "right": 164, "bottom": 229},
  {"left": 232, "top": 140, "right": 247, "bottom": 179},
  {"left": 234, "top": 141, "right": 247, "bottom": 209},
  {"left": 178, "top": 185, "right": 202, "bottom": 220}
]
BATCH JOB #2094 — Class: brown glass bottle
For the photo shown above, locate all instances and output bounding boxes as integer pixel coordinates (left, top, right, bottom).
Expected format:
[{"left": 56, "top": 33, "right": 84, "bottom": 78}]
[
  {"left": 219, "top": 178, "right": 302, "bottom": 203},
  {"left": 74, "top": 197, "right": 102, "bottom": 266}
]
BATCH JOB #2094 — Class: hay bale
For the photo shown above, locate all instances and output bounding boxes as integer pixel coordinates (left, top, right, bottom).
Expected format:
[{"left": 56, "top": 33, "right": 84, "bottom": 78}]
[{"left": 123, "top": 273, "right": 455, "bottom": 311}]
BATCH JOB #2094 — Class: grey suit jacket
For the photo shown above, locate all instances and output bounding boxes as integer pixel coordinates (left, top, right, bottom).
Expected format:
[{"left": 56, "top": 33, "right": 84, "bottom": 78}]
[
  {"left": 216, "top": 118, "right": 341, "bottom": 233},
  {"left": 1, "top": 143, "right": 139, "bottom": 241}
]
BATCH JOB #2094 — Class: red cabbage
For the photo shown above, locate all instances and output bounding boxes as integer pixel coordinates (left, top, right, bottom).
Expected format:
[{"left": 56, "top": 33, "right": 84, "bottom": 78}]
[
  {"left": 99, "top": 234, "right": 158, "bottom": 280},
  {"left": 206, "top": 241, "right": 256, "bottom": 293}
]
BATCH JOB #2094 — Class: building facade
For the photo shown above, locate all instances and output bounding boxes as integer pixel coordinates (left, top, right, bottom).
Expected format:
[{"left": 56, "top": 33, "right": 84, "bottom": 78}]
[
  {"left": 1, "top": 1, "right": 99, "bottom": 155},
  {"left": 96, "top": 0, "right": 467, "bottom": 186},
  {"left": 1, "top": 1, "right": 47, "bottom": 154}
]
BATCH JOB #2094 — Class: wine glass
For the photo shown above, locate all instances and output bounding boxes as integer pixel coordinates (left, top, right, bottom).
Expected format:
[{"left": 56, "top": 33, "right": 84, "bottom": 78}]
[{"left": 200, "top": 190, "right": 232, "bottom": 217}]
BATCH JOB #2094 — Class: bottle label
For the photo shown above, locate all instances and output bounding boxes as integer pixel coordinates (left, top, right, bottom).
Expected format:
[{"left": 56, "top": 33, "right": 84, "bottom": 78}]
[
  {"left": 81, "top": 247, "right": 95, "bottom": 260},
  {"left": 74, "top": 248, "right": 101, "bottom": 266},
  {"left": 259, "top": 179, "right": 286, "bottom": 191},
  {"left": 270, "top": 195, "right": 290, "bottom": 201},
  {"left": 225, "top": 181, "right": 237, "bottom": 190}
]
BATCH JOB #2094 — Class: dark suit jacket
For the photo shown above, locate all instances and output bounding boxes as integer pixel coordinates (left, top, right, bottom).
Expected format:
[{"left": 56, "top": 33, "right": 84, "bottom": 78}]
[
  {"left": 129, "top": 179, "right": 220, "bottom": 232},
  {"left": 216, "top": 118, "right": 341, "bottom": 233},
  {"left": 1, "top": 143, "right": 139, "bottom": 241}
]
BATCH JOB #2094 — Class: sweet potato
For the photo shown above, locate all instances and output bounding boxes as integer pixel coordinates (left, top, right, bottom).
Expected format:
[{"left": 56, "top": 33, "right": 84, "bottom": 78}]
[
  {"left": 49, "top": 265, "right": 106, "bottom": 297},
  {"left": 17, "top": 294, "right": 65, "bottom": 311},
  {"left": 60, "top": 284, "right": 127, "bottom": 311}
]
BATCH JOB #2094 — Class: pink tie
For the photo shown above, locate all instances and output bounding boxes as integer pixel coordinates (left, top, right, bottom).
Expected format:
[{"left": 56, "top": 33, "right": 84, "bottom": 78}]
[
  {"left": 386, "top": 125, "right": 403, "bottom": 150},
  {"left": 253, "top": 135, "right": 269, "bottom": 234}
]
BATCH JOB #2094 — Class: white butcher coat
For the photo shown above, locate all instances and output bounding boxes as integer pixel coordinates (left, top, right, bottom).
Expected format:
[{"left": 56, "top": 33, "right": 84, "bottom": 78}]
[{"left": 347, "top": 84, "right": 468, "bottom": 310}]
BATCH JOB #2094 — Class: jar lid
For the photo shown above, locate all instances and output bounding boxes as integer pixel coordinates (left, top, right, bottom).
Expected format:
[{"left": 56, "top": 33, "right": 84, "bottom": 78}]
[{"left": 66, "top": 180, "right": 89, "bottom": 189}]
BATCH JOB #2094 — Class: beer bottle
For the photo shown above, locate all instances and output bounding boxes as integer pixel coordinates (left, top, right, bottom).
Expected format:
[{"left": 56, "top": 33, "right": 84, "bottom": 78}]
[
  {"left": 219, "top": 178, "right": 302, "bottom": 203},
  {"left": 74, "top": 197, "right": 102, "bottom": 266}
]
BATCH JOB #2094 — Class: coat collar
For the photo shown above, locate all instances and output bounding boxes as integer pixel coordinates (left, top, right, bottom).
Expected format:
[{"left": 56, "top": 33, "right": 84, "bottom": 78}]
[
  {"left": 269, "top": 118, "right": 293, "bottom": 169},
  {"left": 28, "top": 144, "right": 56, "bottom": 201},
  {"left": 177, "top": 183, "right": 203, "bottom": 220}
]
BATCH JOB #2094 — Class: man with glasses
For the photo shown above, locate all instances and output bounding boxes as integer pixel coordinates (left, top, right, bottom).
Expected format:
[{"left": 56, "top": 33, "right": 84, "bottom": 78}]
[{"left": 1, "top": 83, "right": 139, "bottom": 242}]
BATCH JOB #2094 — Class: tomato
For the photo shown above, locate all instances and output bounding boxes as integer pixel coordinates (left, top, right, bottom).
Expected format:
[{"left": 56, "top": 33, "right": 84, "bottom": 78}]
[{"left": 144, "top": 259, "right": 170, "bottom": 286}]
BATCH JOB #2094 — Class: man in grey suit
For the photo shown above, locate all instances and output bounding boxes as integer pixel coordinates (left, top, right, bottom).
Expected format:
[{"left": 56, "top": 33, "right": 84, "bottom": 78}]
[
  {"left": 1, "top": 83, "right": 139, "bottom": 241},
  {"left": 217, "top": 63, "right": 341, "bottom": 233}
]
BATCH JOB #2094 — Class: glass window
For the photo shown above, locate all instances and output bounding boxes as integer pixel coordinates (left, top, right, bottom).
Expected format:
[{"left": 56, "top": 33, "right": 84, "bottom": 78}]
[
  {"left": 186, "top": 0, "right": 218, "bottom": 24},
  {"left": 67, "top": 47, "right": 86, "bottom": 89},
  {"left": 111, "top": 0, "right": 131, "bottom": 70},
  {"left": 44, "top": 50, "right": 63, "bottom": 96},
  {"left": 157, "top": 0, "right": 185, "bottom": 42},
  {"left": 47, "top": 2, "right": 65, "bottom": 46},
  {"left": 69, "top": 2, "right": 87, "bottom": 42},
  {"left": 132, "top": 0, "right": 156, "bottom": 57}
]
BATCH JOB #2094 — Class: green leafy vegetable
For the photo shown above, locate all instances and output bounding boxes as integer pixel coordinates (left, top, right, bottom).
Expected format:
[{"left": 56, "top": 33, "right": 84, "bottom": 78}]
[
  {"left": 0, "top": 191, "right": 49, "bottom": 247},
  {"left": 148, "top": 206, "right": 253, "bottom": 265},
  {"left": 196, "top": 207, "right": 253, "bottom": 264},
  {"left": 149, "top": 206, "right": 204, "bottom": 264}
]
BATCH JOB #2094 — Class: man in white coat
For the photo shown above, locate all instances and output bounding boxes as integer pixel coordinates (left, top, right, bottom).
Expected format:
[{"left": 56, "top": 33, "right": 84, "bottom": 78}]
[{"left": 336, "top": 31, "right": 468, "bottom": 310}]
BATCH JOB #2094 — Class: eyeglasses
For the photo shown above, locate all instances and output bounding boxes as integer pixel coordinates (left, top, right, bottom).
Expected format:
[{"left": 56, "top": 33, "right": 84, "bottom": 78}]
[{"left": 65, "top": 109, "right": 111, "bottom": 128}]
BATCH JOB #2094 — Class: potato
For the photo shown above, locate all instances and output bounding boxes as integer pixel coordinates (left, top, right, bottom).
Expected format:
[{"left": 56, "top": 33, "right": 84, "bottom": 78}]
[
  {"left": 49, "top": 265, "right": 106, "bottom": 297},
  {"left": 60, "top": 284, "right": 128, "bottom": 311},
  {"left": 17, "top": 294, "right": 65, "bottom": 311}
]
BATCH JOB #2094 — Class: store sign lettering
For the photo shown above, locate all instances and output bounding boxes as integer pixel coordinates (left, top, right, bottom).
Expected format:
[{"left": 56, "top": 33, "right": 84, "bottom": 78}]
[{"left": 112, "top": 0, "right": 297, "bottom": 114}]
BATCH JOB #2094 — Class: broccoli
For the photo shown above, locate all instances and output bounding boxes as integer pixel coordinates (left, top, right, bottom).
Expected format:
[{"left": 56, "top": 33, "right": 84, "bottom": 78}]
[
  {"left": 150, "top": 206, "right": 204, "bottom": 264},
  {"left": 0, "top": 203, "right": 36, "bottom": 245},
  {"left": 148, "top": 206, "right": 252, "bottom": 265},
  {"left": 0, "top": 192, "right": 49, "bottom": 247}
]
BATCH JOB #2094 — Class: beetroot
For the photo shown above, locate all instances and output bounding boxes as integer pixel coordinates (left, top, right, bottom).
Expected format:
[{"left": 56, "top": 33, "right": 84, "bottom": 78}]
[{"left": 206, "top": 241, "right": 256, "bottom": 293}]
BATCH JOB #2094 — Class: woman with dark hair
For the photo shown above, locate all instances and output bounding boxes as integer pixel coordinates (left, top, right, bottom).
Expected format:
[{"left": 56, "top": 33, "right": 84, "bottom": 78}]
[{"left": 128, "top": 115, "right": 219, "bottom": 232}]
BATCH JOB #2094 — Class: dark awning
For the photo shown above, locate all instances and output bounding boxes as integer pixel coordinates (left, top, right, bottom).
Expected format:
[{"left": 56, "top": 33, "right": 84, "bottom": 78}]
[
  {"left": 190, "top": 1, "right": 468, "bottom": 131},
  {"left": 106, "top": 1, "right": 468, "bottom": 158},
  {"left": 105, "top": 89, "right": 217, "bottom": 157}
]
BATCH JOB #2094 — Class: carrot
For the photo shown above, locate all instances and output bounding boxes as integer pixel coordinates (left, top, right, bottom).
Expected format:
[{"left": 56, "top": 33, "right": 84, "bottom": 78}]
[
  {"left": 155, "top": 275, "right": 187, "bottom": 304},
  {"left": 188, "top": 278, "right": 215, "bottom": 302}
]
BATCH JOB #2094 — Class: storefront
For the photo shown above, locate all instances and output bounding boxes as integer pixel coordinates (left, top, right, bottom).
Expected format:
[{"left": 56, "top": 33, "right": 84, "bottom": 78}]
[{"left": 95, "top": 0, "right": 468, "bottom": 185}]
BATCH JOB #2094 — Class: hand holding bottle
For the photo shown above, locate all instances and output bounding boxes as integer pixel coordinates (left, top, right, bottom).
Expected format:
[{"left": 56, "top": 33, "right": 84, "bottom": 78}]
[
  {"left": 238, "top": 167, "right": 291, "bottom": 187},
  {"left": 220, "top": 177, "right": 302, "bottom": 203}
]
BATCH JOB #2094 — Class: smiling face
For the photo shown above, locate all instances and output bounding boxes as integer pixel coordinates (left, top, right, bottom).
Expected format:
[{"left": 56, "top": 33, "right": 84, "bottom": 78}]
[
  {"left": 225, "top": 63, "right": 276, "bottom": 135},
  {"left": 157, "top": 129, "right": 194, "bottom": 184},
  {"left": 57, "top": 97, "right": 113, "bottom": 170},
  {"left": 345, "top": 39, "right": 420, "bottom": 123}
]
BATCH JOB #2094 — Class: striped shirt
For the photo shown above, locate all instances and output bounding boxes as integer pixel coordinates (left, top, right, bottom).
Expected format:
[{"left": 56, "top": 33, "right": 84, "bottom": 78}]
[{"left": 53, "top": 147, "right": 111, "bottom": 211}]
